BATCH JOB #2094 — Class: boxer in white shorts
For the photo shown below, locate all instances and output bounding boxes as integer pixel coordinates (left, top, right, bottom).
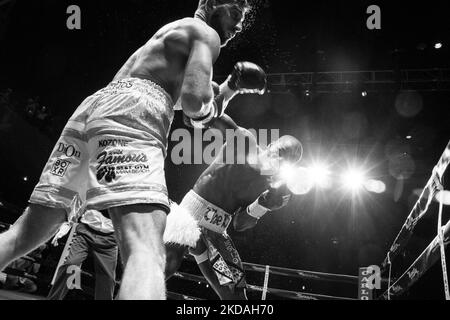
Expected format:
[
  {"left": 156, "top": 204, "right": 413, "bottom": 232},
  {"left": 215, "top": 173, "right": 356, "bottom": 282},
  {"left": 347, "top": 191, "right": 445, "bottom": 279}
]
[{"left": 0, "top": 0, "right": 263, "bottom": 300}]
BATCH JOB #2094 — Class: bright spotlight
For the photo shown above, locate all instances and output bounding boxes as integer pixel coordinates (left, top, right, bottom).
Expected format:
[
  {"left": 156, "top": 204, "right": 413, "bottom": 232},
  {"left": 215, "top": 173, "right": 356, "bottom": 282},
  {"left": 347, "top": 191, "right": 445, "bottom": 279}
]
[
  {"left": 361, "top": 91, "right": 368, "bottom": 97},
  {"left": 364, "top": 179, "right": 386, "bottom": 194},
  {"left": 308, "top": 164, "right": 331, "bottom": 188},
  {"left": 286, "top": 166, "right": 314, "bottom": 195},
  {"left": 341, "top": 168, "right": 366, "bottom": 192},
  {"left": 279, "top": 163, "right": 297, "bottom": 183},
  {"left": 434, "top": 42, "right": 443, "bottom": 49}
]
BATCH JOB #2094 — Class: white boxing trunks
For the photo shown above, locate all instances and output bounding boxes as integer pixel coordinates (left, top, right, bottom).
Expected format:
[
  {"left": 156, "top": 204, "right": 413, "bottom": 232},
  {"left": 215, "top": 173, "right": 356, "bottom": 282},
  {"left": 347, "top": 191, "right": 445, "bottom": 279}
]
[{"left": 29, "top": 77, "right": 174, "bottom": 218}]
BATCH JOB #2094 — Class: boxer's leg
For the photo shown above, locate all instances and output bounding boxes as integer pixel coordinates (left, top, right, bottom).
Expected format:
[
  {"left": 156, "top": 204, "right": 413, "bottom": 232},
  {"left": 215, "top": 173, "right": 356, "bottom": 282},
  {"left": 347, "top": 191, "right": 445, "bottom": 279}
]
[
  {"left": 109, "top": 204, "right": 167, "bottom": 300},
  {"left": 0, "top": 204, "right": 66, "bottom": 271}
]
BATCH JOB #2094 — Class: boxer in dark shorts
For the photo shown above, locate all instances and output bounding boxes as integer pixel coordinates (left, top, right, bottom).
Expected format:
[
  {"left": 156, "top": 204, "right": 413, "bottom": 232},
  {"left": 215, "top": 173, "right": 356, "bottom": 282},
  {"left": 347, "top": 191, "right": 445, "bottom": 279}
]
[{"left": 165, "top": 116, "right": 302, "bottom": 299}]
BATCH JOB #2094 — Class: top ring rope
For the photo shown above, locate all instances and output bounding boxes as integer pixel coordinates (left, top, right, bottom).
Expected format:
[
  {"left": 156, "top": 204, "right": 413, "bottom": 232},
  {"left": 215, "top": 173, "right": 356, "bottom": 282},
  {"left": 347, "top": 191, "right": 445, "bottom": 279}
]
[
  {"left": 185, "top": 255, "right": 359, "bottom": 284},
  {"left": 242, "top": 262, "right": 359, "bottom": 285},
  {"left": 382, "top": 139, "right": 450, "bottom": 270}
]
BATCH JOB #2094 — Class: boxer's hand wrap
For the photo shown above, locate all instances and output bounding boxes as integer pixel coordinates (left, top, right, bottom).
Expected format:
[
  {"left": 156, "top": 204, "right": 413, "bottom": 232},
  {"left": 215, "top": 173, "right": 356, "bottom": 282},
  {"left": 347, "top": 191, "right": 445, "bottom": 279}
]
[
  {"left": 227, "top": 62, "right": 267, "bottom": 95},
  {"left": 189, "top": 100, "right": 223, "bottom": 129},
  {"left": 246, "top": 198, "right": 270, "bottom": 220}
]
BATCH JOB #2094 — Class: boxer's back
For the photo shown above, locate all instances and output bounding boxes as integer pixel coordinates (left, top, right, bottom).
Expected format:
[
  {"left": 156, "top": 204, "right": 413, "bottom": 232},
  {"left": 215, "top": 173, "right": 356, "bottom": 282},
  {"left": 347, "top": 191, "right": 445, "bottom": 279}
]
[{"left": 114, "top": 18, "right": 217, "bottom": 101}]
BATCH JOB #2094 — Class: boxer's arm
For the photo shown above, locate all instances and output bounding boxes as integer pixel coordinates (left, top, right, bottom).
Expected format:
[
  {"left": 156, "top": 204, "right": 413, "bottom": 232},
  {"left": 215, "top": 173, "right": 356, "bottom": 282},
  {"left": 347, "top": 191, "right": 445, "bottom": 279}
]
[
  {"left": 233, "top": 187, "right": 292, "bottom": 232},
  {"left": 180, "top": 28, "right": 220, "bottom": 119},
  {"left": 209, "top": 114, "right": 239, "bottom": 133},
  {"left": 233, "top": 207, "right": 258, "bottom": 232}
]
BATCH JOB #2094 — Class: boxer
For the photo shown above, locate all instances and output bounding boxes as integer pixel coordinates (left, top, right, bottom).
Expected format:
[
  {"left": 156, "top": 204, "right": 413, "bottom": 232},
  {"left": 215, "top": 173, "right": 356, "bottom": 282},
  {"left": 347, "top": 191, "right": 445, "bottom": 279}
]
[
  {"left": 164, "top": 116, "right": 302, "bottom": 300},
  {"left": 0, "top": 0, "right": 267, "bottom": 300}
]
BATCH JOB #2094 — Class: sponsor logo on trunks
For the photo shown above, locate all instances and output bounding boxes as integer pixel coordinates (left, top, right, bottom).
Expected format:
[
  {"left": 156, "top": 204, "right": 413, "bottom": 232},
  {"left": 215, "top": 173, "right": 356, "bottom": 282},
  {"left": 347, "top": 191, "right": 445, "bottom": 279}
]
[
  {"left": 98, "top": 139, "right": 129, "bottom": 148},
  {"left": 224, "top": 239, "right": 240, "bottom": 265},
  {"left": 51, "top": 159, "right": 71, "bottom": 177},
  {"left": 57, "top": 143, "right": 81, "bottom": 158},
  {"left": 96, "top": 149, "right": 149, "bottom": 183},
  {"left": 109, "top": 80, "right": 133, "bottom": 90}
]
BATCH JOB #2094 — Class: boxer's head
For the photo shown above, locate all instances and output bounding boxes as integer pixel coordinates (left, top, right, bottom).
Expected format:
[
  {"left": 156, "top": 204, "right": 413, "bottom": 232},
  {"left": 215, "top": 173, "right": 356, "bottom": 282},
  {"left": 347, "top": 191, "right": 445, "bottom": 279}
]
[
  {"left": 267, "top": 135, "right": 303, "bottom": 166},
  {"left": 195, "top": 0, "right": 250, "bottom": 47}
]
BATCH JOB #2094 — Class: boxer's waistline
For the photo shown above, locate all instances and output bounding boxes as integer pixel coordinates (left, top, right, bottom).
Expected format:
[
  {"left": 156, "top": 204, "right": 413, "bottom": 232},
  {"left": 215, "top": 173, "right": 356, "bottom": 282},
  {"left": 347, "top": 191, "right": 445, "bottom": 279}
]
[
  {"left": 180, "top": 190, "right": 233, "bottom": 234},
  {"left": 97, "top": 76, "right": 173, "bottom": 107}
]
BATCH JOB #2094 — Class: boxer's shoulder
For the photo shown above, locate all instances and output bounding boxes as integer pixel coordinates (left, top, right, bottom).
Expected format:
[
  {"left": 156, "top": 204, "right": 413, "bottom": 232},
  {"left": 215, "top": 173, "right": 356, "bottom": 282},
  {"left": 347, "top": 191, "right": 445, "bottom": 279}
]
[{"left": 176, "top": 18, "right": 220, "bottom": 45}]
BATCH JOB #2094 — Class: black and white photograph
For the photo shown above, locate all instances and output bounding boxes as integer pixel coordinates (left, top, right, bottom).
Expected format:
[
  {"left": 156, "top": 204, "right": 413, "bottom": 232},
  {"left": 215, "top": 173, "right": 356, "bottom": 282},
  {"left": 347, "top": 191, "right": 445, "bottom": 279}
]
[{"left": 0, "top": 0, "right": 449, "bottom": 306}]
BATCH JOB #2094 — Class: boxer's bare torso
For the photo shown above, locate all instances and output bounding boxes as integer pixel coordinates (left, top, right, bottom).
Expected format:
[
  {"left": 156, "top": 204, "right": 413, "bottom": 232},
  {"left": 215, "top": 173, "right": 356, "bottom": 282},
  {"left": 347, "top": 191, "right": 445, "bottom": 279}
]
[{"left": 113, "top": 18, "right": 220, "bottom": 101}]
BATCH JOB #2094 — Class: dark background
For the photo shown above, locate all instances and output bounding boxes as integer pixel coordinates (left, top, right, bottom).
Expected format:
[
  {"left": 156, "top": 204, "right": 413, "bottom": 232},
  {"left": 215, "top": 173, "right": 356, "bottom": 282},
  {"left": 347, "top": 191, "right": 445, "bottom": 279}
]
[{"left": 1, "top": 0, "right": 449, "bottom": 299}]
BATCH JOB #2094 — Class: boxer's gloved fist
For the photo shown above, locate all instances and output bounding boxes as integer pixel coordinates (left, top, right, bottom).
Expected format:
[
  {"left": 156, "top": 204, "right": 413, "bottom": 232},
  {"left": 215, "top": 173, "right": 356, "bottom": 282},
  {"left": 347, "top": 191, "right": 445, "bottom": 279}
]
[
  {"left": 257, "top": 185, "right": 292, "bottom": 212},
  {"left": 247, "top": 185, "right": 291, "bottom": 219},
  {"left": 227, "top": 62, "right": 267, "bottom": 95}
]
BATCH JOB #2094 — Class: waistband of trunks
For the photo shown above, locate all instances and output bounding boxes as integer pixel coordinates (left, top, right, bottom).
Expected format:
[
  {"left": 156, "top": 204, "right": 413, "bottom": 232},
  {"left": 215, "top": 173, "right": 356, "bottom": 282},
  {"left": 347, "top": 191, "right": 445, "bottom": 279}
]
[
  {"left": 180, "top": 190, "right": 232, "bottom": 227},
  {"left": 99, "top": 77, "right": 173, "bottom": 107}
]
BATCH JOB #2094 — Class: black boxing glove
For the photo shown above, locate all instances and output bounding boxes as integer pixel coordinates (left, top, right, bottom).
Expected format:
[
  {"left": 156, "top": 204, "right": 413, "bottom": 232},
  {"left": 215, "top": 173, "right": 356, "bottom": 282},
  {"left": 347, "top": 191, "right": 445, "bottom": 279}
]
[
  {"left": 227, "top": 62, "right": 267, "bottom": 95},
  {"left": 247, "top": 186, "right": 292, "bottom": 219}
]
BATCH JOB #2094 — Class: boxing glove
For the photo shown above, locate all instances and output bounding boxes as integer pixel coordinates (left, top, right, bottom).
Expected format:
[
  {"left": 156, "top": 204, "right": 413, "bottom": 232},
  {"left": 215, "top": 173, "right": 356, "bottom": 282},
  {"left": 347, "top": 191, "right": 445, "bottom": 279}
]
[
  {"left": 247, "top": 186, "right": 291, "bottom": 219},
  {"left": 227, "top": 62, "right": 267, "bottom": 95}
]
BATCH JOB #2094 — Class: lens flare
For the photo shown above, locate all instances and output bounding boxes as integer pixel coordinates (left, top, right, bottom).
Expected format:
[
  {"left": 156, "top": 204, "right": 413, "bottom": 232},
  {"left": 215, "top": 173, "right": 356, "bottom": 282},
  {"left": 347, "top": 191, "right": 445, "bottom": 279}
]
[
  {"left": 286, "top": 166, "right": 314, "bottom": 195},
  {"left": 341, "top": 168, "right": 366, "bottom": 192}
]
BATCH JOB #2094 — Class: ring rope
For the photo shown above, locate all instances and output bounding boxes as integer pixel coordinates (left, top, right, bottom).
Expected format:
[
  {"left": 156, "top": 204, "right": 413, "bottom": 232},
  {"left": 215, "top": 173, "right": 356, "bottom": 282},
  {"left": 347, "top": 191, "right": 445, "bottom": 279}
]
[
  {"left": 382, "top": 140, "right": 450, "bottom": 270},
  {"left": 436, "top": 178, "right": 450, "bottom": 300},
  {"left": 242, "top": 262, "right": 359, "bottom": 284},
  {"left": 379, "top": 220, "right": 450, "bottom": 299},
  {"left": 173, "top": 271, "right": 357, "bottom": 300},
  {"left": 185, "top": 255, "right": 360, "bottom": 284}
]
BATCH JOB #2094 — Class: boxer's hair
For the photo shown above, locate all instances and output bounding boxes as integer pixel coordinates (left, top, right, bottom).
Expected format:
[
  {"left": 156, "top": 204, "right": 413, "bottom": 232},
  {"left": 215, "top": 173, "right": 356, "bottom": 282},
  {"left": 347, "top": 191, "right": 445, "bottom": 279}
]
[{"left": 195, "top": 0, "right": 250, "bottom": 20}]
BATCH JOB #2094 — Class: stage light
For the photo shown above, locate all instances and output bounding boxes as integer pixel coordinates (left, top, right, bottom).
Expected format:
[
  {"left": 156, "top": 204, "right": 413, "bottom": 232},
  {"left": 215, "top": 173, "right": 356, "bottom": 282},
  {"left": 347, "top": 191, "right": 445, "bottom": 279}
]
[
  {"left": 434, "top": 43, "right": 443, "bottom": 49},
  {"left": 308, "top": 163, "right": 331, "bottom": 188},
  {"left": 23, "top": 176, "right": 28, "bottom": 182},
  {"left": 361, "top": 91, "right": 368, "bottom": 97},
  {"left": 435, "top": 191, "right": 450, "bottom": 205},
  {"left": 364, "top": 179, "right": 386, "bottom": 194},
  {"left": 0, "top": 201, "right": 3, "bottom": 207},
  {"left": 279, "top": 163, "right": 297, "bottom": 184},
  {"left": 406, "top": 135, "right": 412, "bottom": 140},
  {"left": 341, "top": 168, "right": 366, "bottom": 192},
  {"left": 286, "top": 166, "right": 314, "bottom": 195}
]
